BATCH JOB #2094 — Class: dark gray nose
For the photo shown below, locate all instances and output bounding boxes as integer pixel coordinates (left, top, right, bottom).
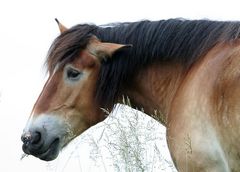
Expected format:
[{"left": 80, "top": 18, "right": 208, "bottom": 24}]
[{"left": 21, "top": 128, "right": 61, "bottom": 161}]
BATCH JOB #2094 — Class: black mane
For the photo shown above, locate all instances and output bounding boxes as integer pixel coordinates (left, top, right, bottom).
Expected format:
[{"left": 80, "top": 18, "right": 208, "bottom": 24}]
[{"left": 46, "top": 19, "right": 240, "bottom": 108}]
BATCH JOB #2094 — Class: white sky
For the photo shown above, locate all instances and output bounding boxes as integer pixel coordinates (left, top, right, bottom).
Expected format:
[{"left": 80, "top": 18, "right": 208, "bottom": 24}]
[{"left": 0, "top": 0, "right": 240, "bottom": 171}]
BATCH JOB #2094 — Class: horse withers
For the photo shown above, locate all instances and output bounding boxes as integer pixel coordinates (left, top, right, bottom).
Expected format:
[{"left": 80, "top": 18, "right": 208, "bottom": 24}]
[{"left": 21, "top": 19, "right": 240, "bottom": 171}]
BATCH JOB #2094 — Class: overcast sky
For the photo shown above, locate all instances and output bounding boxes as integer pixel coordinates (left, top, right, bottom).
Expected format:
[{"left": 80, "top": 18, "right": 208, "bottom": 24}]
[{"left": 1, "top": 0, "right": 240, "bottom": 171}]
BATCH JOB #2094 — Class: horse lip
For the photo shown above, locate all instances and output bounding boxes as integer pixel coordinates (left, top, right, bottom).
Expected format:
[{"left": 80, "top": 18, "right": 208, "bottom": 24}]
[{"left": 36, "top": 138, "right": 60, "bottom": 161}]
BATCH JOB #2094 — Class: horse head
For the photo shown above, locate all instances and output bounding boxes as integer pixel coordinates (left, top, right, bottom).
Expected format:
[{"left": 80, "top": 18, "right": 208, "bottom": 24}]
[{"left": 21, "top": 20, "right": 129, "bottom": 161}]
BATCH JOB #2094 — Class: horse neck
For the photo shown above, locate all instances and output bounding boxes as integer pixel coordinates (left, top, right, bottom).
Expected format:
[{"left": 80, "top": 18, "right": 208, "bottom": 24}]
[{"left": 123, "top": 61, "right": 185, "bottom": 125}]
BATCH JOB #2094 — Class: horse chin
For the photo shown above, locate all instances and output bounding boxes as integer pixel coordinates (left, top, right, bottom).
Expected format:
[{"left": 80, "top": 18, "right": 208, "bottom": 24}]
[{"left": 37, "top": 138, "right": 61, "bottom": 161}]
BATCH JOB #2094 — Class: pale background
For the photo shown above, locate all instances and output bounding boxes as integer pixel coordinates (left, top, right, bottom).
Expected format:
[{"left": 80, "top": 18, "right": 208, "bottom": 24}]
[{"left": 0, "top": 0, "right": 239, "bottom": 171}]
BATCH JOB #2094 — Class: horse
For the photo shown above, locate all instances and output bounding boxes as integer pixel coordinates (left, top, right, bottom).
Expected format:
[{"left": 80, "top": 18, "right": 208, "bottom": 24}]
[{"left": 21, "top": 18, "right": 240, "bottom": 171}]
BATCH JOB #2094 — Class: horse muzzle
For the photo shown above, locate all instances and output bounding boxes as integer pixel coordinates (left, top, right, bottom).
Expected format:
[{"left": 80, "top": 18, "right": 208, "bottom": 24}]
[
  {"left": 21, "top": 130, "right": 60, "bottom": 161},
  {"left": 21, "top": 114, "right": 71, "bottom": 161}
]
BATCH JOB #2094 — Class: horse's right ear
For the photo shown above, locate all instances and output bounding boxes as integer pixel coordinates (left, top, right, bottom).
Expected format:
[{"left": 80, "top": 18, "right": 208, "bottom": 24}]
[
  {"left": 55, "top": 18, "right": 68, "bottom": 33},
  {"left": 88, "top": 37, "right": 132, "bottom": 61}
]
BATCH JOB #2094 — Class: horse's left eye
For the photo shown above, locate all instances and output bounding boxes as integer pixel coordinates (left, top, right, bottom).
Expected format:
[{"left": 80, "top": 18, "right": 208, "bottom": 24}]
[{"left": 66, "top": 68, "right": 82, "bottom": 81}]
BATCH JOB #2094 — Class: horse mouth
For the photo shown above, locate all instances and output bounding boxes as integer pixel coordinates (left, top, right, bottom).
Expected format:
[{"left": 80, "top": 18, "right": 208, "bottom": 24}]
[
  {"left": 22, "top": 138, "right": 61, "bottom": 161},
  {"left": 38, "top": 138, "right": 60, "bottom": 161}
]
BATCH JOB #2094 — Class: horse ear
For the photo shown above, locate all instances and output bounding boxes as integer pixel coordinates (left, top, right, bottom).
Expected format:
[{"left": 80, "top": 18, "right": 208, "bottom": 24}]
[
  {"left": 89, "top": 38, "right": 132, "bottom": 60},
  {"left": 55, "top": 18, "right": 68, "bottom": 33}
]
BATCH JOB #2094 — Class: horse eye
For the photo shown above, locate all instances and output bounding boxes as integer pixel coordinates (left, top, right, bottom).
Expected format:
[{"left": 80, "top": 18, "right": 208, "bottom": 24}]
[{"left": 66, "top": 68, "right": 82, "bottom": 81}]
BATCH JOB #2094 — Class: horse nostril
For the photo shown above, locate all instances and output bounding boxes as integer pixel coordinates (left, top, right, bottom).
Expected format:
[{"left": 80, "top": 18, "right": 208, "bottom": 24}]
[
  {"left": 21, "top": 131, "right": 42, "bottom": 145},
  {"left": 21, "top": 132, "right": 32, "bottom": 145},
  {"left": 31, "top": 131, "right": 41, "bottom": 144}
]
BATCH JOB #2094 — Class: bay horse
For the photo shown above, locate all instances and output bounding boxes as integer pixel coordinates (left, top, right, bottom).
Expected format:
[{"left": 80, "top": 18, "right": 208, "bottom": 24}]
[{"left": 21, "top": 18, "right": 240, "bottom": 171}]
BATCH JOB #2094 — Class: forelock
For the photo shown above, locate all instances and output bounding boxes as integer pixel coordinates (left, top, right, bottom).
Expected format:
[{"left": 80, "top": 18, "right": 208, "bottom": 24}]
[{"left": 45, "top": 24, "right": 98, "bottom": 73}]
